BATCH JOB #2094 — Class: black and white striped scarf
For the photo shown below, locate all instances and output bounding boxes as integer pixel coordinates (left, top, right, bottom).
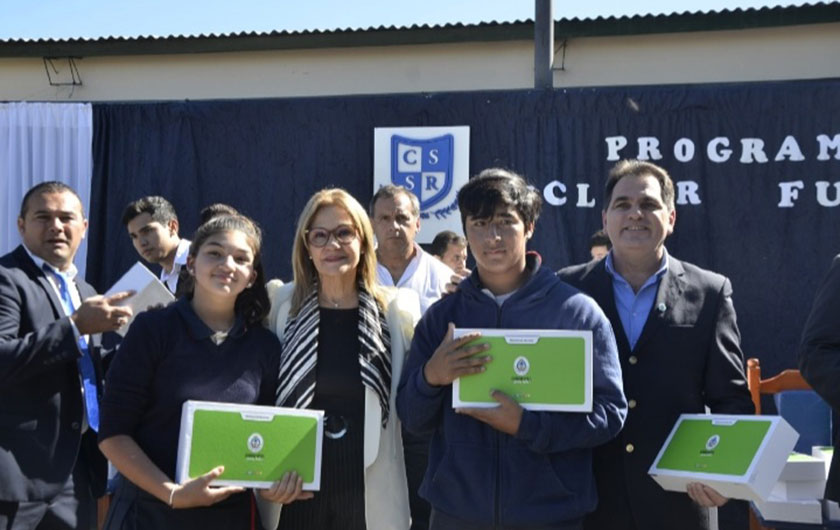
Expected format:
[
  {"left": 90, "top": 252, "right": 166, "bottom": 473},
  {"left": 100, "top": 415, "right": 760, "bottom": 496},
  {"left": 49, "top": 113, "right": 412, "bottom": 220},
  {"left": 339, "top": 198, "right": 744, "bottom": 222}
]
[{"left": 275, "top": 286, "right": 393, "bottom": 426}]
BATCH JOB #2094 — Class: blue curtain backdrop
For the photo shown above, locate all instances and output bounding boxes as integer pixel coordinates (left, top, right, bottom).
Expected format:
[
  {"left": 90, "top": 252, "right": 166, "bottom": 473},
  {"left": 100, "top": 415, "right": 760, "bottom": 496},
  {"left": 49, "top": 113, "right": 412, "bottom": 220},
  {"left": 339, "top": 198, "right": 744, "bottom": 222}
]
[{"left": 89, "top": 79, "right": 840, "bottom": 378}]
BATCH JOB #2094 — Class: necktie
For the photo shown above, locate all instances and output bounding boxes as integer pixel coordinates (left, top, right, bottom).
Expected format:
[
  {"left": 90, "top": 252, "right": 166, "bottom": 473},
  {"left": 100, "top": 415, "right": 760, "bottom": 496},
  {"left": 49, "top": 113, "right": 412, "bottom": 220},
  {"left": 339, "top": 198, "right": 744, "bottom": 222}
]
[{"left": 44, "top": 265, "right": 99, "bottom": 432}]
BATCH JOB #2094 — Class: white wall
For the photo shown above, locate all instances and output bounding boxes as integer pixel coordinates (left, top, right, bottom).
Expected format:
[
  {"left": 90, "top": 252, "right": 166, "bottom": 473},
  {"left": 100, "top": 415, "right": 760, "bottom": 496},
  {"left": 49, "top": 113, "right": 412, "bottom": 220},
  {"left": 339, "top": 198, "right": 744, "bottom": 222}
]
[
  {"left": 555, "top": 22, "right": 840, "bottom": 87},
  {"left": 0, "top": 22, "right": 837, "bottom": 102}
]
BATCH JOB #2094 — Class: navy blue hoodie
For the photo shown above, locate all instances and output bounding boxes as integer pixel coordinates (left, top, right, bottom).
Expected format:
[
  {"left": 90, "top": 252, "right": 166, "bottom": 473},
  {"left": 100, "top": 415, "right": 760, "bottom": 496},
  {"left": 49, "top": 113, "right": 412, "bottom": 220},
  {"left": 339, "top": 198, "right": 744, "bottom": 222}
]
[{"left": 396, "top": 254, "right": 627, "bottom": 528}]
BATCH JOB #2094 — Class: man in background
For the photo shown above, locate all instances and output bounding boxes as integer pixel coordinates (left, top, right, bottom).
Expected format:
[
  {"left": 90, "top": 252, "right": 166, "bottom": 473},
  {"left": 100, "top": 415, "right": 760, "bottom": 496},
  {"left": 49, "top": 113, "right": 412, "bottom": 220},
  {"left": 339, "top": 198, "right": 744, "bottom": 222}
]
[
  {"left": 371, "top": 185, "right": 453, "bottom": 313},
  {"left": 121, "top": 196, "right": 190, "bottom": 297},
  {"left": 799, "top": 255, "right": 840, "bottom": 505},
  {"left": 589, "top": 229, "right": 611, "bottom": 261},
  {"left": 371, "top": 184, "right": 454, "bottom": 530},
  {"left": 429, "top": 230, "right": 468, "bottom": 276}
]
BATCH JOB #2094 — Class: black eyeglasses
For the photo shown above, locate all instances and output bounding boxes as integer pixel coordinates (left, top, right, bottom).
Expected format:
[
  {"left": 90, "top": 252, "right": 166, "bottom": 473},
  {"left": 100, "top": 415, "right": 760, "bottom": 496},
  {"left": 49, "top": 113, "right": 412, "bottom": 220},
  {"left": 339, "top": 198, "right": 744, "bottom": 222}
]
[{"left": 305, "top": 225, "right": 358, "bottom": 248}]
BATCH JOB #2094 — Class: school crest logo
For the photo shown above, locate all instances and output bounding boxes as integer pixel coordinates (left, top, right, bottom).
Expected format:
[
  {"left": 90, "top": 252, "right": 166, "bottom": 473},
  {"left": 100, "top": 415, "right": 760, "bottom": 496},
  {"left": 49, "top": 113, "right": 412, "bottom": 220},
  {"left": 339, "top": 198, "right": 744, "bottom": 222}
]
[
  {"left": 705, "top": 434, "right": 720, "bottom": 451},
  {"left": 374, "top": 126, "right": 470, "bottom": 244},
  {"left": 247, "top": 433, "right": 264, "bottom": 453},
  {"left": 514, "top": 356, "right": 530, "bottom": 376},
  {"left": 390, "top": 135, "right": 454, "bottom": 212}
]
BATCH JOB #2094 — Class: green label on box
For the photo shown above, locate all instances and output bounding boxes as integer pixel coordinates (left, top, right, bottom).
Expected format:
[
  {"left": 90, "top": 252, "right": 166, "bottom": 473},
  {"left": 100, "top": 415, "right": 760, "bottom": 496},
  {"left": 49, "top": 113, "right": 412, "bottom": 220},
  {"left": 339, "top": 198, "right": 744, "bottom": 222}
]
[
  {"left": 458, "top": 335, "right": 586, "bottom": 405},
  {"left": 788, "top": 452, "right": 822, "bottom": 463},
  {"left": 656, "top": 419, "right": 771, "bottom": 476},
  {"left": 189, "top": 409, "right": 318, "bottom": 482}
]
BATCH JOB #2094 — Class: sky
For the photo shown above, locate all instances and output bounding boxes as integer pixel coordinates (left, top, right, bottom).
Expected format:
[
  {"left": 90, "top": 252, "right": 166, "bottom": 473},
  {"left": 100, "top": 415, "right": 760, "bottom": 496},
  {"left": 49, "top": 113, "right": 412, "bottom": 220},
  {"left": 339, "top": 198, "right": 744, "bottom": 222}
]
[{"left": 0, "top": 0, "right": 818, "bottom": 40}]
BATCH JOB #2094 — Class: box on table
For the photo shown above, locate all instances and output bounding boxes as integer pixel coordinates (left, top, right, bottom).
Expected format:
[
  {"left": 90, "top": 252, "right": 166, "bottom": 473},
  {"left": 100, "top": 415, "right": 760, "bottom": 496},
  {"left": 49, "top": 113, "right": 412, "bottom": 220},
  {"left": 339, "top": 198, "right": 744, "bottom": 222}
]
[
  {"left": 812, "top": 445, "right": 834, "bottom": 479},
  {"left": 772, "top": 453, "right": 827, "bottom": 500},
  {"left": 780, "top": 452, "right": 827, "bottom": 482},
  {"left": 811, "top": 445, "right": 839, "bottom": 521},
  {"left": 753, "top": 495, "right": 823, "bottom": 524},
  {"left": 773, "top": 479, "right": 826, "bottom": 501},
  {"left": 176, "top": 400, "right": 323, "bottom": 489},
  {"left": 648, "top": 414, "right": 798, "bottom": 503},
  {"left": 452, "top": 329, "right": 592, "bottom": 412},
  {"left": 825, "top": 500, "right": 840, "bottom": 522}
]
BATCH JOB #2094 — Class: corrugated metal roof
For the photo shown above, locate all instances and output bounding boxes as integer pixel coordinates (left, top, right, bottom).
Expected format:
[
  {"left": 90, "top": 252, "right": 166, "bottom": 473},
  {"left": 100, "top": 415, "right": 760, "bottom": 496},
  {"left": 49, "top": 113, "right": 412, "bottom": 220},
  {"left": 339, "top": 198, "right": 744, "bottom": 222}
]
[{"left": 0, "top": 2, "right": 837, "bottom": 57}]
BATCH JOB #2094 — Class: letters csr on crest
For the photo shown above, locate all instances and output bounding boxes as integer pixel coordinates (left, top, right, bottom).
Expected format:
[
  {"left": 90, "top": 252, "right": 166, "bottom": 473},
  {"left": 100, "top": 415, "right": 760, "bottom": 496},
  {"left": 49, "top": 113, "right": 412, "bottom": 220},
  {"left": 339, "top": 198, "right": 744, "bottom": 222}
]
[{"left": 374, "top": 126, "right": 470, "bottom": 243}]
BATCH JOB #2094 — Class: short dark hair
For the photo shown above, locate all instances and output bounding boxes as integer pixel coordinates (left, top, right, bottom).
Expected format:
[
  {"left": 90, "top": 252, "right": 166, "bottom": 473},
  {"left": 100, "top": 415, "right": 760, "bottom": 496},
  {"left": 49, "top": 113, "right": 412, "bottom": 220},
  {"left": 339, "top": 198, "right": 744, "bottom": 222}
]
[
  {"left": 589, "top": 229, "right": 611, "bottom": 250},
  {"left": 121, "top": 196, "right": 179, "bottom": 227},
  {"left": 430, "top": 230, "right": 466, "bottom": 258},
  {"left": 189, "top": 214, "right": 269, "bottom": 327},
  {"left": 19, "top": 181, "right": 84, "bottom": 219},
  {"left": 604, "top": 160, "right": 675, "bottom": 211},
  {"left": 369, "top": 185, "right": 420, "bottom": 218},
  {"left": 458, "top": 168, "right": 542, "bottom": 228},
  {"left": 199, "top": 203, "right": 239, "bottom": 225}
]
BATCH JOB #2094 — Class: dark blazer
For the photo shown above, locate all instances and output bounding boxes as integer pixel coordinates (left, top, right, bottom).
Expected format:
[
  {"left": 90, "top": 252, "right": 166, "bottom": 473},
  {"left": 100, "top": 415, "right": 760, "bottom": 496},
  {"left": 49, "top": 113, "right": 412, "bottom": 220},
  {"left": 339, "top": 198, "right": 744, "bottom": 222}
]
[
  {"left": 799, "top": 254, "right": 840, "bottom": 502},
  {"left": 173, "top": 266, "right": 193, "bottom": 299},
  {"left": 0, "top": 245, "right": 107, "bottom": 502},
  {"left": 559, "top": 256, "right": 753, "bottom": 530}
]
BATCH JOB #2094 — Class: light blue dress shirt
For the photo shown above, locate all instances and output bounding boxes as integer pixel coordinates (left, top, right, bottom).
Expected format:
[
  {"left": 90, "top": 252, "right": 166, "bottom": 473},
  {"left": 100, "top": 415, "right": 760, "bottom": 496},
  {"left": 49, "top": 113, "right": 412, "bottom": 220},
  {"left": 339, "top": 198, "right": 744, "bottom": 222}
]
[{"left": 604, "top": 249, "right": 669, "bottom": 350}]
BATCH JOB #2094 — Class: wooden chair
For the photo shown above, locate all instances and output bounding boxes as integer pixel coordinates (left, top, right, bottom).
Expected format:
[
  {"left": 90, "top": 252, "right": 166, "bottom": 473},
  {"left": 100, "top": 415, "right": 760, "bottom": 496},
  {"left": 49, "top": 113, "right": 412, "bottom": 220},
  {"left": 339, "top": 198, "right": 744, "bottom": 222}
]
[
  {"left": 97, "top": 495, "right": 110, "bottom": 530},
  {"left": 747, "top": 358, "right": 812, "bottom": 415},
  {"left": 746, "top": 358, "right": 816, "bottom": 530}
]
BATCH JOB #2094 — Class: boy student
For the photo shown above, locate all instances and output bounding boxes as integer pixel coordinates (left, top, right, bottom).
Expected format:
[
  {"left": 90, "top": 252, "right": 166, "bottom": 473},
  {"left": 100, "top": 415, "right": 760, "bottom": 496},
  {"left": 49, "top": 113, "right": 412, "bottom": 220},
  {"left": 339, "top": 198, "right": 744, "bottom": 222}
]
[
  {"left": 122, "top": 196, "right": 191, "bottom": 297},
  {"left": 396, "top": 168, "right": 627, "bottom": 530}
]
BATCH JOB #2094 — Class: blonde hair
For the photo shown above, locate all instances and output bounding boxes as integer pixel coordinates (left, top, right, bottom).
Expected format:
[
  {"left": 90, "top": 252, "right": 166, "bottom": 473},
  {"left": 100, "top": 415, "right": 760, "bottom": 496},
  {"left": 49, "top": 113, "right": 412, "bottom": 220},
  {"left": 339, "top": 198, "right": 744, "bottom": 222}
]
[{"left": 290, "top": 188, "right": 385, "bottom": 316}]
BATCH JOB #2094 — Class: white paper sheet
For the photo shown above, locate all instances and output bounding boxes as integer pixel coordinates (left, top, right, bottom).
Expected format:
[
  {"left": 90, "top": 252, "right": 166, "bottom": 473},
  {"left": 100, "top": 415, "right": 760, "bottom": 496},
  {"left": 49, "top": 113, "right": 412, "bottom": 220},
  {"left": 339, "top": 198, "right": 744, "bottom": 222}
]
[{"left": 105, "top": 262, "right": 175, "bottom": 335}]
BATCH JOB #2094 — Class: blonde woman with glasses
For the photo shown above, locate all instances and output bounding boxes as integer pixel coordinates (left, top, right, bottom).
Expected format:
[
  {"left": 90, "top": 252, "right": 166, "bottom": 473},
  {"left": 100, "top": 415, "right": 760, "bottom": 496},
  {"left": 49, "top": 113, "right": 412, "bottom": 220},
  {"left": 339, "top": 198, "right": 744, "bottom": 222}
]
[{"left": 259, "top": 188, "right": 421, "bottom": 530}]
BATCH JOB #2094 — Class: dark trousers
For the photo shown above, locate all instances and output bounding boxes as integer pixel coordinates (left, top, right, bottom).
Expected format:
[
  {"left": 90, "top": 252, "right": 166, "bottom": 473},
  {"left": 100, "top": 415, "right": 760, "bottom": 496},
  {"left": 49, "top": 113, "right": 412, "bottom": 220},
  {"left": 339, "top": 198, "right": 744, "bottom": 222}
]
[
  {"left": 430, "top": 509, "right": 583, "bottom": 530},
  {"left": 718, "top": 500, "right": 749, "bottom": 530},
  {"left": 402, "top": 428, "right": 431, "bottom": 530},
  {"left": 103, "top": 476, "right": 253, "bottom": 530},
  {"left": 0, "top": 459, "right": 95, "bottom": 530},
  {"left": 278, "top": 415, "right": 366, "bottom": 530}
]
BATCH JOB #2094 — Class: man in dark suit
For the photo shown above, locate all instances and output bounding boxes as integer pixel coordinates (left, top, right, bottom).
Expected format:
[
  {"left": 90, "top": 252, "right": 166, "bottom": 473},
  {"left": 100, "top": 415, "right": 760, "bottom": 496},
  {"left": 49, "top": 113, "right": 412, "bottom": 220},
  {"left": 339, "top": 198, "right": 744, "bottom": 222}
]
[
  {"left": 0, "top": 182, "right": 133, "bottom": 530},
  {"left": 799, "top": 255, "right": 840, "bottom": 503},
  {"left": 558, "top": 160, "right": 753, "bottom": 530}
]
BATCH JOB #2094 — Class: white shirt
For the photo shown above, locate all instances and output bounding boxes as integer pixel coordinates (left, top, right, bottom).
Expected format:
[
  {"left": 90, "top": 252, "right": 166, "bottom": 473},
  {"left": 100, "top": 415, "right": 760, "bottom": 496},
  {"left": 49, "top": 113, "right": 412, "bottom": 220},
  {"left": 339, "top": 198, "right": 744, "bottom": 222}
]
[
  {"left": 24, "top": 245, "right": 83, "bottom": 311},
  {"left": 160, "top": 238, "right": 191, "bottom": 293},
  {"left": 376, "top": 243, "right": 453, "bottom": 314},
  {"left": 481, "top": 288, "right": 518, "bottom": 307},
  {"left": 24, "top": 245, "right": 90, "bottom": 430}
]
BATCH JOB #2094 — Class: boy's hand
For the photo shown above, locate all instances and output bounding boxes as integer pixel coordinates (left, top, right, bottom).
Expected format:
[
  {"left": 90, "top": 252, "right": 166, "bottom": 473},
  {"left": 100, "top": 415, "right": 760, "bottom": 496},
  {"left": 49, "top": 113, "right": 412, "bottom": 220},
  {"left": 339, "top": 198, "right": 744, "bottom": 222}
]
[
  {"left": 456, "top": 389, "right": 523, "bottom": 435},
  {"left": 423, "top": 323, "right": 492, "bottom": 387}
]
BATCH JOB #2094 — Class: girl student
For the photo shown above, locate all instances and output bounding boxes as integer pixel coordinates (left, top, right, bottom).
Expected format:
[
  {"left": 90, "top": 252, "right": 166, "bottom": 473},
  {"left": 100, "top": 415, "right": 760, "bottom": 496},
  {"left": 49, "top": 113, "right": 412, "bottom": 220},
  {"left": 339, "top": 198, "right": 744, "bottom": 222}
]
[{"left": 98, "top": 214, "right": 308, "bottom": 530}]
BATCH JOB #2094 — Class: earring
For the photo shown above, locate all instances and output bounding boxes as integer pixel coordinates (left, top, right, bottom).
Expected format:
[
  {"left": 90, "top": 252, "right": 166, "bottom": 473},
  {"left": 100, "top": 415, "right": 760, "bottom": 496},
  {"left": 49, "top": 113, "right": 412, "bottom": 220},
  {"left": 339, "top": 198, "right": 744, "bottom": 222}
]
[{"left": 247, "top": 282, "right": 254, "bottom": 288}]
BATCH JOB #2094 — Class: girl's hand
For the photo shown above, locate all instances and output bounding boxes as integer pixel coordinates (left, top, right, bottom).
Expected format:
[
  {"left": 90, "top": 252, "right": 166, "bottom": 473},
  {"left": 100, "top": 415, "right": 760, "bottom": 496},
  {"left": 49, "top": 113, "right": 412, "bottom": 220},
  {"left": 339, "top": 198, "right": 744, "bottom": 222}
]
[{"left": 170, "top": 466, "right": 245, "bottom": 508}]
